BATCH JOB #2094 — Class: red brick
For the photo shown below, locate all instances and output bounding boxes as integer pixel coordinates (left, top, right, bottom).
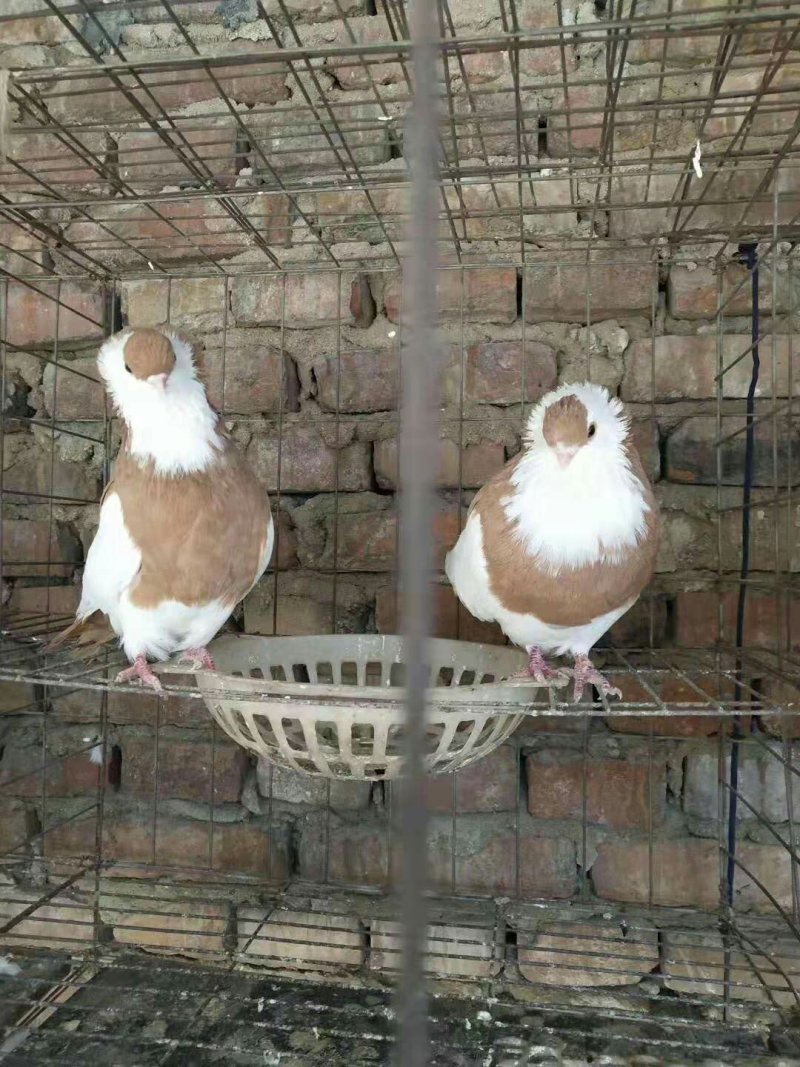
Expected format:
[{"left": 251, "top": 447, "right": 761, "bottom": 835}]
[
  {"left": 665, "top": 415, "right": 797, "bottom": 487},
  {"left": 674, "top": 591, "right": 800, "bottom": 650},
  {"left": 375, "top": 583, "right": 506, "bottom": 645},
  {"left": 120, "top": 735, "right": 248, "bottom": 804},
  {"left": 374, "top": 436, "right": 505, "bottom": 491},
  {"left": 45, "top": 41, "right": 288, "bottom": 122},
  {"left": 593, "top": 838, "right": 795, "bottom": 913},
  {"left": 623, "top": 335, "right": 800, "bottom": 402},
  {"left": 294, "top": 495, "right": 459, "bottom": 572},
  {"left": 0, "top": 799, "right": 37, "bottom": 855},
  {"left": 117, "top": 126, "right": 239, "bottom": 189},
  {"left": 1, "top": 520, "right": 81, "bottom": 579},
  {"left": 0, "top": 744, "right": 99, "bottom": 799},
  {"left": 524, "top": 251, "right": 654, "bottom": 322},
  {"left": 115, "top": 817, "right": 284, "bottom": 878},
  {"left": 203, "top": 343, "right": 297, "bottom": 416},
  {"left": 547, "top": 85, "right": 605, "bottom": 156},
  {"left": 592, "top": 839, "right": 719, "bottom": 908},
  {"left": 231, "top": 272, "right": 364, "bottom": 329},
  {"left": 5, "top": 282, "right": 104, "bottom": 347},
  {"left": 424, "top": 746, "right": 518, "bottom": 814},
  {"left": 41, "top": 354, "right": 105, "bottom": 420},
  {"left": 8, "top": 585, "right": 81, "bottom": 620},
  {"left": 301, "top": 349, "right": 398, "bottom": 414},
  {"left": 667, "top": 262, "right": 786, "bottom": 320},
  {"left": 605, "top": 673, "right": 743, "bottom": 738},
  {"left": 517, "top": 0, "right": 577, "bottom": 78},
  {"left": 442, "top": 340, "right": 557, "bottom": 407},
  {"left": 526, "top": 752, "right": 664, "bottom": 830},
  {"left": 0, "top": 131, "right": 108, "bottom": 194},
  {"left": 0, "top": 222, "right": 48, "bottom": 275},
  {"left": 3, "top": 4, "right": 71, "bottom": 44},
  {"left": 383, "top": 268, "right": 518, "bottom": 325},
  {"left": 245, "top": 424, "right": 372, "bottom": 493},
  {"left": 323, "top": 17, "right": 404, "bottom": 89}
]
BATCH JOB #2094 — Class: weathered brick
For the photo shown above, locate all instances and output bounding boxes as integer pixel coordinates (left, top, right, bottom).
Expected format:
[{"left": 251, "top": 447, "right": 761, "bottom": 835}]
[
  {"left": 117, "top": 125, "right": 240, "bottom": 189},
  {"left": 518, "top": 919, "right": 658, "bottom": 987},
  {"left": 374, "top": 436, "right": 505, "bottom": 490},
  {"left": 239, "top": 907, "right": 364, "bottom": 968},
  {"left": 442, "top": 340, "right": 558, "bottom": 407},
  {"left": 374, "top": 583, "right": 506, "bottom": 645},
  {"left": 526, "top": 751, "right": 665, "bottom": 830},
  {"left": 1, "top": 129, "right": 109, "bottom": 192},
  {"left": 293, "top": 493, "right": 459, "bottom": 572},
  {"left": 383, "top": 268, "right": 518, "bottom": 325},
  {"left": 45, "top": 40, "right": 288, "bottom": 122},
  {"left": 1, "top": 519, "right": 81, "bottom": 579},
  {"left": 423, "top": 745, "right": 518, "bottom": 814},
  {"left": 102, "top": 894, "right": 227, "bottom": 957},
  {"left": 627, "top": 0, "right": 728, "bottom": 64},
  {"left": 674, "top": 591, "right": 800, "bottom": 649},
  {"left": 524, "top": 251, "right": 655, "bottom": 322},
  {"left": 629, "top": 418, "right": 661, "bottom": 483},
  {"left": 249, "top": 101, "right": 390, "bottom": 173},
  {"left": 244, "top": 423, "right": 372, "bottom": 493},
  {"left": 370, "top": 919, "right": 501, "bottom": 979},
  {"left": 255, "top": 761, "right": 370, "bottom": 810},
  {"left": 547, "top": 84, "right": 606, "bottom": 157},
  {"left": 243, "top": 571, "right": 379, "bottom": 637},
  {"left": 683, "top": 741, "right": 799, "bottom": 829},
  {"left": 662, "top": 930, "right": 800, "bottom": 1006},
  {"left": 98, "top": 815, "right": 287, "bottom": 878},
  {"left": 623, "top": 335, "right": 800, "bottom": 402},
  {"left": 3, "top": 0, "right": 73, "bottom": 45},
  {"left": 322, "top": 17, "right": 404, "bottom": 88},
  {"left": 606, "top": 673, "right": 739, "bottom": 737},
  {"left": 516, "top": 0, "right": 578, "bottom": 78},
  {"left": 667, "top": 261, "right": 788, "bottom": 320},
  {"left": 120, "top": 734, "right": 248, "bottom": 805},
  {"left": 203, "top": 341, "right": 298, "bottom": 415},
  {"left": 0, "top": 799, "right": 37, "bottom": 855},
  {"left": 3, "top": 446, "right": 101, "bottom": 507},
  {"left": 5, "top": 282, "right": 105, "bottom": 348},
  {"left": 298, "top": 348, "right": 398, "bottom": 413},
  {"left": 231, "top": 272, "right": 366, "bottom": 329},
  {"left": 41, "top": 355, "right": 105, "bottom": 421},
  {"left": 665, "top": 415, "right": 800, "bottom": 487},
  {"left": 0, "top": 739, "right": 101, "bottom": 799},
  {"left": 592, "top": 838, "right": 795, "bottom": 913},
  {"left": 0, "top": 890, "right": 93, "bottom": 950}
]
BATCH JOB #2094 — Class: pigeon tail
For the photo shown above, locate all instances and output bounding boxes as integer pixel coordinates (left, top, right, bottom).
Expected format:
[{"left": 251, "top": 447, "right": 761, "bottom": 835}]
[{"left": 47, "top": 610, "right": 116, "bottom": 658}]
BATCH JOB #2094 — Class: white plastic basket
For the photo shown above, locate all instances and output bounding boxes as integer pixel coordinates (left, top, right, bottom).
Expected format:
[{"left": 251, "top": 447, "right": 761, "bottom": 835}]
[{"left": 194, "top": 634, "right": 553, "bottom": 780}]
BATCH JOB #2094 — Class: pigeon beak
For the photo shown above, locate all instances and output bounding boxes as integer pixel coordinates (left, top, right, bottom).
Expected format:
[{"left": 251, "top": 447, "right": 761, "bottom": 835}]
[
  {"left": 149, "top": 373, "right": 169, "bottom": 392},
  {"left": 555, "top": 444, "right": 578, "bottom": 469}
]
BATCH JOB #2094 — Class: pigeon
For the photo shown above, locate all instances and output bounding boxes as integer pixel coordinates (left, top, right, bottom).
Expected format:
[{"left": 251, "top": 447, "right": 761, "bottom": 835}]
[
  {"left": 51, "top": 328, "right": 273, "bottom": 691},
  {"left": 445, "top": 382, "right": 659, "bottom": 701}
]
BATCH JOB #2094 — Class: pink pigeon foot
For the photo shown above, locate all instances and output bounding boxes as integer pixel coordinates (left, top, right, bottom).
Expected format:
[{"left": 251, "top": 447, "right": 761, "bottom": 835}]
[
  {"left": 115, "top": 654, "right": 162, "bottom": 692},
  {"left": 179, "top": 647, "right": 217, "bottom": 671},
  {"left": 571, "top": 654, "right": 622, "bottom": 703},
  {"left": 512, "top": 647, "right": 567, "bottom": 685}
]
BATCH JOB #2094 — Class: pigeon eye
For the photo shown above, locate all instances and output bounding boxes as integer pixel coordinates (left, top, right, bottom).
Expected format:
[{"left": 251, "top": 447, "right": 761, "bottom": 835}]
[
  {"left": 124, "top": 362, "right": 132, "bottom": 374},
  {"left": 588, "top": 423, "right": 596, "bottom": 438}
]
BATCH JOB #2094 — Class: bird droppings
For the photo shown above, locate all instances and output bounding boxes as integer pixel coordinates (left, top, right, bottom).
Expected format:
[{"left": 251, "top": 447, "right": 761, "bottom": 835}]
[{"left": 476, "top": 1010, "right": 492, "bottom": 1024}]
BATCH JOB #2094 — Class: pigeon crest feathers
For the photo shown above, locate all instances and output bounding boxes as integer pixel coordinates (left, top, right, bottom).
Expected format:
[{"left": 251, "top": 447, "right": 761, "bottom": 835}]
[{"left": 98, "top": 328, "right": 222, "bottom": 476}]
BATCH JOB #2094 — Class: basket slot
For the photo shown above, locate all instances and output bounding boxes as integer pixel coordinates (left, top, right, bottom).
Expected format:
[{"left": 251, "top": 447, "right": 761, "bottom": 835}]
[
  {"left": 389, "top": 662, "right": 406, "bottom": 687},
  {"left": 436, "top": 667, "right": 455, "bottom": 687},
  {"left": 350, "top": 723, "right": 375, "bottom": 757},
  {"left": 281, "top": 717, "right": 306, "bottom": 751},
  {"left": 480, "top": 673, "right": 496, "bottom": 683},
  {"left": 314, "top": 721, "right": 339, "bottom": 751},
  {"left": 249, "top": 667, "right": 264, "bottom": 679},
  {"left": 292, "top": 663, "right": 311, "bottom": 683},
  {"left": 457, "top": 670, "right": 476, "bottom": 687},
  {"left": 365, "top": 763, "right": 389, "bottom": 779},
  {"left": 315, "top": 662, "right": 335, "bottom": 684},
  {"left": 340, "top": 661, "right": 358, "bottom": 686},
  {"left": 365, "top": 661, "right": 383, "bottom": 687},
  {"left": 270, "top": 666, "right": 287, "bottom": 681}
]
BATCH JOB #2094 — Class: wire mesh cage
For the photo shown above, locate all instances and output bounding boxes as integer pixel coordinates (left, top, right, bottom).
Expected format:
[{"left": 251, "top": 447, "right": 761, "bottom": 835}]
[{"left": 0, "top": 0, "right": 800, "bottom": 1063}]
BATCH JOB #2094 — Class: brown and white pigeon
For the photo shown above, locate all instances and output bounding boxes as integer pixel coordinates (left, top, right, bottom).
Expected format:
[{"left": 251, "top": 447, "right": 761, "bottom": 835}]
[
  {"left": 445, "top": 382, "right": 659, "bottom": 701},
  {"left": 51, "top": 328, "right": 273, "bottom": 691}
]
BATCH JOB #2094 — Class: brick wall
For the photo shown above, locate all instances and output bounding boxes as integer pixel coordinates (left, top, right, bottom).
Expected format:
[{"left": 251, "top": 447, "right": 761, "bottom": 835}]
[{"left": 1, "top": 0, "right": 799, "bottom": 919}]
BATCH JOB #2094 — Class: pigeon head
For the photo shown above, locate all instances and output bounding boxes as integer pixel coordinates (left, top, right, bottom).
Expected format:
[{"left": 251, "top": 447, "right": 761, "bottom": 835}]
[
  {"left": 97, "top": 328, "right": 221, "bottom": 475},
  {"left": 526, "top": 382, "right": 629, "bottom": 473}
]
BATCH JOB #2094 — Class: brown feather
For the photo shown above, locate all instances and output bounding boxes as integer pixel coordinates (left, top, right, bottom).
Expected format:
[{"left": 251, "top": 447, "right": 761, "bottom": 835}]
[
  {"left": 47, "top": 610, "right": 116, "bottom": 657},
  {"left": 471, "top": 443, "right": 659, "bottom": 628}
]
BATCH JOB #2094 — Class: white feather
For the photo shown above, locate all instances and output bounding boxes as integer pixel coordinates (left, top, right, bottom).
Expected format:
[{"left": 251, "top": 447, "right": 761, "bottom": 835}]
[
  {"left": 508, "top": 382, "right": 650, "bottom": 572},
  {"left": 0, "top": 957, "right": 20, "bottom": 977},
  {"left": 445, "top": 511, "right": 633, "bottom": 656},
  {"left": 98, "top": 330, "right": 222, "bottom": 476},
  {"left": 77, "top": 491, "right": 141, "bottom": 625}
]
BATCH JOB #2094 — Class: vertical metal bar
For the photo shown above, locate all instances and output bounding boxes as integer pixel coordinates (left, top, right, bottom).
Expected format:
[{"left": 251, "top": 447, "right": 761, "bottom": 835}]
[{"left": 396, "top": 0, "right": 440, "bottom": 1060}]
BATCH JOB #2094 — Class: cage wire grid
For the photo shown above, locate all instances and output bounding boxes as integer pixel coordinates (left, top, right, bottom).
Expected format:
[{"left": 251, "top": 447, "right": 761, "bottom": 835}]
[{"left": 0, "top": 0, "right": 799, "bottom": 1063}]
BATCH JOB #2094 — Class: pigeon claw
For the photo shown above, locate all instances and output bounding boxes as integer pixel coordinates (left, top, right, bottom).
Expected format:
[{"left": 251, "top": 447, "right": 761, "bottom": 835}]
[
  {"left": 115, "top": 654, "right": 163, "bottom": 692},
  {"left": 178, "top": 647, "right": 216, "bottom": 672},
  {"left": 512, "top": 647, "right": 568, "bottom": 685},
  {"left": 571, "top": 654, "right": 622, "bottom": 703}
]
